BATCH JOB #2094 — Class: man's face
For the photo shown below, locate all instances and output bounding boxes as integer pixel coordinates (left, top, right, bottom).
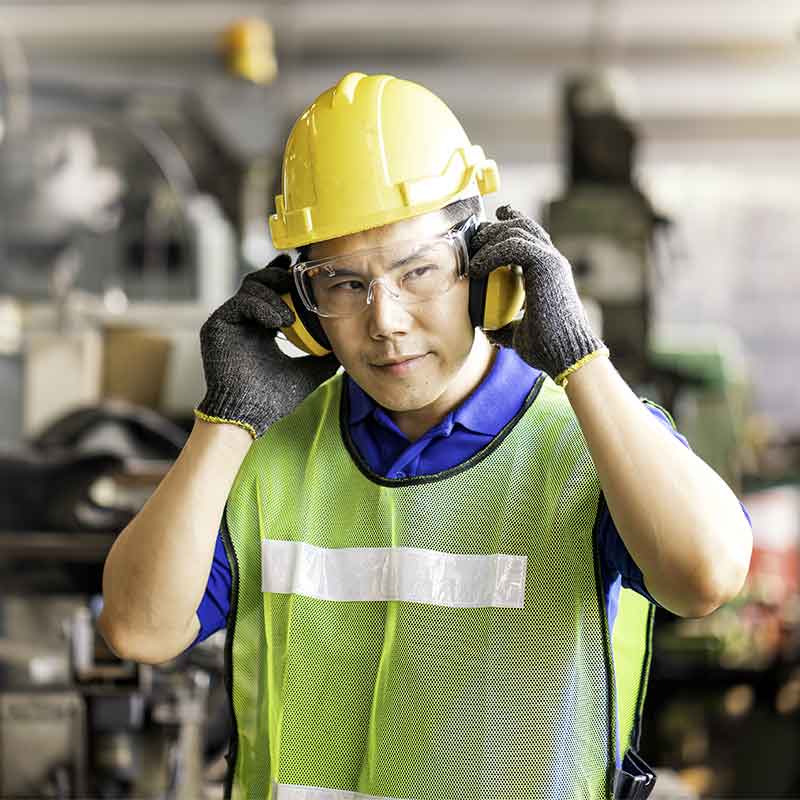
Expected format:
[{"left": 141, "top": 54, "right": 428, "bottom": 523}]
[{"left": 313, "top": 209, "right": 477, "bottom": 416}]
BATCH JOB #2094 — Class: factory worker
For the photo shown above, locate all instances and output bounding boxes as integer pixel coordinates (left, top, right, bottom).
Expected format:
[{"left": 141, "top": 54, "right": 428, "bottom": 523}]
[{"left": 100, "top": 73, "right": 752, "bottom": 800}]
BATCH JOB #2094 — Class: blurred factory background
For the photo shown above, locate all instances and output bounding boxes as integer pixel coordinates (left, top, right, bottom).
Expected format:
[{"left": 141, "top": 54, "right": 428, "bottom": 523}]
[{"left": 0, "top": 0, "right": 799, "bottom": 797}]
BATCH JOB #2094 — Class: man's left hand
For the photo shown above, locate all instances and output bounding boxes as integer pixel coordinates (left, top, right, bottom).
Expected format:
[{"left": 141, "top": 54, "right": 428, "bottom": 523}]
[{"left": 468, "top": 205, "right": 606, "bottom": 383}]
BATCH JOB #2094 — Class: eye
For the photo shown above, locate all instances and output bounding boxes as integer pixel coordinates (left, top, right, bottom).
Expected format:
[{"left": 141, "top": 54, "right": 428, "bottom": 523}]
[
  {"left": 329, "top": 279, "right": 366, "bottom": 293},
  {"left": 403, "top": 264, "right": 436, "bottom": 281}
]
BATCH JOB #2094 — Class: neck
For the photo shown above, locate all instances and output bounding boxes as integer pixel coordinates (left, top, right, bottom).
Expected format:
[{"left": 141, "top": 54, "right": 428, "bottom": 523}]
[{"left": 389, "top": 329, "right": 497, "bottom": 442}]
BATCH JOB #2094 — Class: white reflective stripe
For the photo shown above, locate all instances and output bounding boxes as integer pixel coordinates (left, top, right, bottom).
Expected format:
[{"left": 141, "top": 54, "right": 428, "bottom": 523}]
[
  {"left": 273, "top": 782, "right": 402, "bottom": 800},
  {"left": 261, "top": 540, "right": 527, "bottom": 608}
]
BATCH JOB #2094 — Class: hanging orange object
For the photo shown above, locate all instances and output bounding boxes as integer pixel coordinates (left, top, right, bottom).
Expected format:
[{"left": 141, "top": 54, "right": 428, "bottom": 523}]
[{"left": 222, "top": 18, "right": 277, "bottom": 85}]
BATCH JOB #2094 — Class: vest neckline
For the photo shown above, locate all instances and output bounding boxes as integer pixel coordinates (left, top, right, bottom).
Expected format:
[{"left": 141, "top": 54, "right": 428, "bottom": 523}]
[{"left": 338, "top": 371, "right": 547, "bottom": 488}]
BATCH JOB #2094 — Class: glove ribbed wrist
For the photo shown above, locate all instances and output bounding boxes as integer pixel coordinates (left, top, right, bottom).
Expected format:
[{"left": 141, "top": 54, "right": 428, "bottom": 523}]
[
  {"left": 538, "top": 326, "right": 607, "bottom": 386},
  {"left": 552, "top": 346, "right": 610, "bottom": 387},
  {"left": 195, "top": 385, "right": 279, "bottom": 439},
  {"left": 511, "top": 294, "right": 606, "bottom": 384}
]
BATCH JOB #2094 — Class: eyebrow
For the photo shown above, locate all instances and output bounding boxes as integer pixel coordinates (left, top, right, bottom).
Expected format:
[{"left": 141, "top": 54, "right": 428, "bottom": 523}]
[
  {"left": 392, "top": 242, "right": 436, "bottom": 270},
  {"left": 314, "top": 242, "right": 438, "bottom": 279}
]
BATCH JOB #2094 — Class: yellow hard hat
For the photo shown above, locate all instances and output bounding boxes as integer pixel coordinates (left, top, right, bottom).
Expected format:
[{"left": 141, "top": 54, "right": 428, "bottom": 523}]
[{"left": 269, "top": 72, "right": 500, "bottom": 250}]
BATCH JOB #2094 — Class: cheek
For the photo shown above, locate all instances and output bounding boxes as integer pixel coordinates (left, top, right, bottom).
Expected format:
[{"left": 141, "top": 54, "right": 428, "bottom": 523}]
[
  {"left": 319, "top": 319, "right": 357, "bottom": 366},
  {"left": 427, "top": 283, "right": 473, "bottom": 345}
]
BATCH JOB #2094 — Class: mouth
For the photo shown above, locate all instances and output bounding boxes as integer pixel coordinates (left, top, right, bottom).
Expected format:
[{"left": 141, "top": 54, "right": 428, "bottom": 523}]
[{"left": 370, "top": 353, "right": 428, "bottom": 376}]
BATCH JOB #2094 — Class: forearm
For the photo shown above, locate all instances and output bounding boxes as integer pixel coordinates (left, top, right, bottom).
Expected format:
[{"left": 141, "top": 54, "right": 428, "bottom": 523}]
[
  {"left": 565, "top": 356, "right": 752, "bottom": 618},
  {"left": 98, "top": 419, "right": 252, "bottom": 662}
]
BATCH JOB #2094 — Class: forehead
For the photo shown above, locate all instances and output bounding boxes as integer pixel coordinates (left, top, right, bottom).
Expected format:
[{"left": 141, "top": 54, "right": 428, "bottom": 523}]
[{"left": 308, "top": 208, "right": 450, "bottom": 261}]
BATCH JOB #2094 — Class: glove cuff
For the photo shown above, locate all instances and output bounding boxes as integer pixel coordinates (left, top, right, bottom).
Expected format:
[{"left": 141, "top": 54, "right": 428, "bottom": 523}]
[
  {"left": 554, "top": 346, "right": 610, "bottom": 387},
  {"left": 543, "top": 321, "right": 606, "bottom": 385},
  {"left": 195, "top": 385, "right": 277, "bottom": 439},
  {"left": 193, "top": 408, "right": 257, "bottom": 439}
]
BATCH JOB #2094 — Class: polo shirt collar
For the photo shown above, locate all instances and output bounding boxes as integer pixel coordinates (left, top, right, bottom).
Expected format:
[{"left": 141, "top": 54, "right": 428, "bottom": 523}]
[
  {"left": 346, "top": 346, "right": 540, "bottom": 436},
  {"left": 452, "top": 346, "right": 540, "bottom": 436}
]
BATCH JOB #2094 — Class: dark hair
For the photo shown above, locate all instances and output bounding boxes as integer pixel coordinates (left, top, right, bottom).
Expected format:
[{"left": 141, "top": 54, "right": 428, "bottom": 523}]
[
  {"left": 295, "top": 195, "right": 484, "bottom": 263},
  {"left": 441, "top": 194, "right": 484, "bottom": 226}
]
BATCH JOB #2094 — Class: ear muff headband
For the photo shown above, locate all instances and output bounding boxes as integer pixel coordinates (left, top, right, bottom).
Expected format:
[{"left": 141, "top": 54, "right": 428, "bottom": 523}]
[{"left": 280, "top": 282, "right": 332, "bottom": 356}]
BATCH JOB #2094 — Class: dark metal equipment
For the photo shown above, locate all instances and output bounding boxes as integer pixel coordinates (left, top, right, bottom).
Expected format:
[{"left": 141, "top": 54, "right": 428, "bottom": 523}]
[
  {"left": 544, "top": 70, "right": 674, "bottom": 390},
  {"left": 0, "top": 405, "right": 228, "bottom": 798}
]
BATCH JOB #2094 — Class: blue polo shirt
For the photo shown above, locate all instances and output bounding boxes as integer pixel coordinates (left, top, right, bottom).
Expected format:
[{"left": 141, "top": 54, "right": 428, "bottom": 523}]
[{"left": 191, "top": 346, "right": 686, "bottom": 646}]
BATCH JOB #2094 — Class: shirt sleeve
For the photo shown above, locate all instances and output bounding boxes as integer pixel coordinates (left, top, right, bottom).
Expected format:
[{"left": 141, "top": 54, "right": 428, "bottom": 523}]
[
  {"left": 597, "top": 402, "right": 689, "bottom": 606},
  {"left": 186, "top": 528, "right": 232, "bottom": 649}
]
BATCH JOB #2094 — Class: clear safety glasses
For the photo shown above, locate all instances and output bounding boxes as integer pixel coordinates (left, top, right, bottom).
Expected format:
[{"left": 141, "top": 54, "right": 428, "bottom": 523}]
[{"left": 292, "top": 216, "right": 477, "bottom": 318}]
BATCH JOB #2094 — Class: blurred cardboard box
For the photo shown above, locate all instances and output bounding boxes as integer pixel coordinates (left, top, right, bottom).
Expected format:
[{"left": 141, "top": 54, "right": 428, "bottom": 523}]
[{"left": 102, "top": 326, "right": 172, "bottom": 410}]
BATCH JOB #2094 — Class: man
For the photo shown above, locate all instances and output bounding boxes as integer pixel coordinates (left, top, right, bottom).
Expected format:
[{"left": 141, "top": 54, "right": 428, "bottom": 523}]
[{"left": 99, "top": 73, "right": 752, "bottom": 800}]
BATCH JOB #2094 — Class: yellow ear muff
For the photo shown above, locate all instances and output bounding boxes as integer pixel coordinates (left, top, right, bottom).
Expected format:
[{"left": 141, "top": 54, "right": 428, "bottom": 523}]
[
  {"left": 279, "top": 293, "right": 331, "bottom": 356},
  {"left": 481, "top": 265, "right": 525, "bottom": 330}
]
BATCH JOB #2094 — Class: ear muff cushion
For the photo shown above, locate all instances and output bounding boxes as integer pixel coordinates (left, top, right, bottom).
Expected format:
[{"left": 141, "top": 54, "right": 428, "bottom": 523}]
[
  {"left": 289, "top": 279, "right": 332, "bottom": 354},
  {"left": 468, "top": 274, "right": 488, "bottom": 329}
]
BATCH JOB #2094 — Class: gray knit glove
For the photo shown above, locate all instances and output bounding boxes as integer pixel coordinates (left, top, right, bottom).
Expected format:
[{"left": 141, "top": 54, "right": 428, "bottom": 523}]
[
  {"left": 195, "top": 254, "right": 339, "bottom": 438},
  {"left": 469, "top": 205, "right": 607, "bottom": 384}
]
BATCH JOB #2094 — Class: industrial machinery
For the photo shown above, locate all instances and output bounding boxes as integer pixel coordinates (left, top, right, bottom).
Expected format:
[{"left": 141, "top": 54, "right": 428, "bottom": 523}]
[
  {"left": 543, "top": 69, "right": 674, "bottom": 389},
  {"left": 537, "top": 68, "right": 800, "bottom": 798},
  {"left": 543, "top": 69, "right": 750, "bottom": 492},
  {"left": 0, "top": 403, "right": 231, "bottom": 798},
  {"left": 0, "top": 22, "right": 281, "bottom": 796},
  {"left": 0, "top": 21, "right": 286, "bottom": 442}
]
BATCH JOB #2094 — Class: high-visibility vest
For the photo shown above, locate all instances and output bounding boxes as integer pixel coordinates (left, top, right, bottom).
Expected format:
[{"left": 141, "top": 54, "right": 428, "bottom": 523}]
[{"left": 221, "top": 372, "right": 653, "bottom": 800}]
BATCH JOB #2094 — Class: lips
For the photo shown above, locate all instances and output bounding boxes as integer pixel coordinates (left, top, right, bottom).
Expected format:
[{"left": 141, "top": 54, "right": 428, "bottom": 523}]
[
  {"left": 372, "top": 355, "right": 425, "bottom": 367},
  {"left": 369, "top": 353, "right": 429, "bottom": 375}
]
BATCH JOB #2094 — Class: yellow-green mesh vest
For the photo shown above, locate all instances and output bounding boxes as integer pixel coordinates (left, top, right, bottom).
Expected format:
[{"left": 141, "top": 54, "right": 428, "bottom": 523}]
[{"left": 221, "top": 372, "right": 653, "bottom": 800}]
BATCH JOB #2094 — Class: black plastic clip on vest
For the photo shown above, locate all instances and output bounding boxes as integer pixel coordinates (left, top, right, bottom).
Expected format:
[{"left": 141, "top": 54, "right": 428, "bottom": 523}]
[{"left": 613, "top": 748, "right": 657, "bottom": 800}]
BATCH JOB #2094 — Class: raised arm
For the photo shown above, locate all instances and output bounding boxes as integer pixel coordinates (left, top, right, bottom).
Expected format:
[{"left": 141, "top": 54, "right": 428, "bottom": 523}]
[
  {"left": 99, "top": 256, "right": 338, "bottom": 663},
  {"left": 99, "top": 421, "right": 251, "bottom": 663},
  {"left": 564, "top": 354, "right": 751, "bottom": 616},
  {"left": 469, "top": 205, "right": 752, "bottom": 617}
]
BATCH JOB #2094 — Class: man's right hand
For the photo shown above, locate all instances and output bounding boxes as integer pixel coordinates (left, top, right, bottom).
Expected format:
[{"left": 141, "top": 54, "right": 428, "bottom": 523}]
[{"left": 195, "top": 254, "right": 339, "bottom": 438}]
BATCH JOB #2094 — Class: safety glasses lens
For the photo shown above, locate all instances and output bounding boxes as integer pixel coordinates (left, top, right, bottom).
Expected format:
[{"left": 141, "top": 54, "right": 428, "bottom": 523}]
[{"left": 296, "top": 236, "right": 464, "bottom": 317}]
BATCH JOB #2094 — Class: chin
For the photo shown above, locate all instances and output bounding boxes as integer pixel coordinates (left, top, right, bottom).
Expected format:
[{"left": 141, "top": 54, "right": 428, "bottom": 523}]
[
  {"left": 365, "top": 380, "right": 442, "bottom": 412},
  {"left": 368, "top": 389, "right": 429, "bottom": 412}
]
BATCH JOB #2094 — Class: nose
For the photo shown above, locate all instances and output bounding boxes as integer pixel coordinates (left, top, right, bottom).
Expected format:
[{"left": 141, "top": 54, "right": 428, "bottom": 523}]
[{"left": 366, "top": 280, "right": 412, "bottom": 340}]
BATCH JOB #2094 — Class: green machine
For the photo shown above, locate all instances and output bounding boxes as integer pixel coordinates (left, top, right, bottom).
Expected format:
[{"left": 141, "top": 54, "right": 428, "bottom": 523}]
[{"left": 544, "top": 70, "right": 749, "bottom": 490}]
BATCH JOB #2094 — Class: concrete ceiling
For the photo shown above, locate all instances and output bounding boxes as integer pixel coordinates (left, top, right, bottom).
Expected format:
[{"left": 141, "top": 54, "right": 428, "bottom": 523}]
[{"left": 2, "top": 0, "right": 798, "bottom": 161}]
